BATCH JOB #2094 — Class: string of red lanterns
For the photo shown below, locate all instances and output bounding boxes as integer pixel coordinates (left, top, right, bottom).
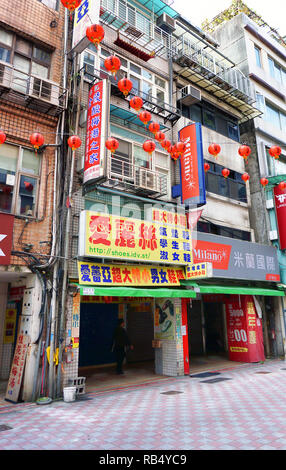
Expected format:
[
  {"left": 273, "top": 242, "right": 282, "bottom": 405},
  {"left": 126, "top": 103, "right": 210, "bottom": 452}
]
[
  {"left": 238, "top": 145, "right": 251, "bottom": 163},
  {"left": 241, "top": 173, "right": 250, "bottom": 182},
  {"left": 139, "top": 111, "right": 151, "bottom": 127},
  {"left": 30, "top": 133, "right": 44, "bottom": 152},
  {"left": 68, "top": 135, "right": 82, "bottom": 151},
  {"left": 130, "top": 96, "right": 143, "bottom": 114},
  {"left": 260, "top": 177, "right": 269, "bottom": 188},
  {"left": 105, "top": 137, "right": 119, "bottom": 154},
  {"left": 208, "top": 143, "right": 221, "bottom": 159},
  {"left": 143, "top": 140, "right": 156, "bottom": 156},
  {"left": 118, "top": 78, "right": 133, "bottom": 97},
  {"left": 269, "top": 145, "right": 282, "bottom": 160},
  {"left": 155, "top": 131, "right": 165, "bottom": 143},
  {"left": 222, "top": 168, "right": 230, "bottom": 179},
  {"left": 148, "top": 122, "right": 160, "bottom": 135},
  {"left": 204, "top": 162, "right": 210, "bottom": 172},
  {"left": 60, "top": 0, "right": 81, "bottom": 18},
  {"left": 0, "top": 130, "right": 6, "bottom": 145}
]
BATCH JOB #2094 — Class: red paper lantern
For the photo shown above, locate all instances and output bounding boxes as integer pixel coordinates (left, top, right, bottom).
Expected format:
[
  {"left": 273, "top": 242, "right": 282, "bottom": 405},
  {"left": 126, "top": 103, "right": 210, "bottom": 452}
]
[
  {"left": 143, "top": 140, "right": 156, "bottom": 155},
  {"left": 161, "top": 139, "right": 171, "bottom": 152},
  {"left": 278, "top": 181, "right": 286, "bottom": 190},
  {"left": 139, "top": 110, "right": 151, "bottom": 126},
  {"left": 30, "top": 133, "right": 44, "bottom": 151},
  {"left": 104, "top": 56, "right": 121, "bottom": 77},
  {"left": 86, "top": 24, "right": 104, "bottom": 48},
  {"left": 241, "top": 172, "right": 250, "bottom": 182},
  {"left": 175, "top": 141, "right": 186, "bottom": 156},
  {"left": 260, "top": 177, "right": 269, "bottom": 188},
  {"left": 155, "top": 131, "right": 165, "bottom": 143},
  {"left": 269, "top": 145, "right": 282, "bottom": 160},
  {"left": 60, "top": 0, "right": 81, "bottom": 14},
  {"left": 208, "top": 143, "right": 221, "bottom": 158},
  {"left": 105, "top": 137, "right": 119, "bottom": 154},
  {"left": 238, "top": 145, "right": 251, "bottom": 162},
  {"left": 118, "top": 78, "right": 133, "bottom": 97},
  {"left": 0, "top": 130, "right": 6, "bottom": 145},
  {"left": 24, "top": 181, "right": 34, "bottom": 192},
  {"left": 204, "top": 163, "right": 210, "bottom": 172},
  {"left": 170, "top": 145, "right": 179, "bottom": 161},
  {"left": 68, "top": 135, "right": 82, "bottom": 151},
  {"left": 130, "top": 96, "right": 143, "bottom": 113},
  {"left": 148, "top": 122, "right": 160, "bottom": 135},
  {"left": 222, "top": 168, "right": 230, "bottom": 179}
]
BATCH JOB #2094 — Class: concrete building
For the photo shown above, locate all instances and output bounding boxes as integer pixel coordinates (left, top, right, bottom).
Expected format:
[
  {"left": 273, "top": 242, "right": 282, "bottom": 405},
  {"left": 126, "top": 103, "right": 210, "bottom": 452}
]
[
  {"left": 59, "top": 0, "right": 284, "bottom": 398},
  {"left": 0, "top": 0, "right": 68, "bottom": 402},
  {"left": 203, "top": 0, "right": 286, "bottom": 358}
]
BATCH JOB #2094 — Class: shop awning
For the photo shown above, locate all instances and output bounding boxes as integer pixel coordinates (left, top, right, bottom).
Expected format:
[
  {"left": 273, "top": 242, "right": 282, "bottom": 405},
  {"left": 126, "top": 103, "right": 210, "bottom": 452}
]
[
  {"left": 78, "top": 285, "right": 197, "bottom": 298},
  {"left": 181, "top": 282, "right": 285, "bottom": 297}
]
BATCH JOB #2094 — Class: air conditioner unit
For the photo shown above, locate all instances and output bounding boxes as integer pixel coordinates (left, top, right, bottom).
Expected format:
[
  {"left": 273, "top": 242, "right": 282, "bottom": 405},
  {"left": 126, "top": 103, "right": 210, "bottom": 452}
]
[
  {"left": 139, "top": 168, "right": 160, "bottom": 193},
  {"left": 0, "top": 62, "right": 12, "bottom": 88},
  {"left": 179, "top": 85, "right": 201, "bottom": 105},
  {"left": 29, "top": 76, "right": 59, "bottom": 106},
  {"left": 156, "top": 13, "right": 176, "bottom": 33}
]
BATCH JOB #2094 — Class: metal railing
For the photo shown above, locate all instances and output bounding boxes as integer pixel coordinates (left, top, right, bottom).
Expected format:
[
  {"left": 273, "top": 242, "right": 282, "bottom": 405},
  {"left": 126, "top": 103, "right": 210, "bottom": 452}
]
[
  {"left": 0, "top": 60, "right": 68, "bottom": 112},
  {"left": 106, "top": 153, "right": 168, "bottom": 196}
]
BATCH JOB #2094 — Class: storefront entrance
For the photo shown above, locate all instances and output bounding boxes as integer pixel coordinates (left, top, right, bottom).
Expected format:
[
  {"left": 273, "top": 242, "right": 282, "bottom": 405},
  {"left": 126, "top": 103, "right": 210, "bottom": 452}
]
[{"left": 78, "top": 298, "right": 159, "bottom": 392}]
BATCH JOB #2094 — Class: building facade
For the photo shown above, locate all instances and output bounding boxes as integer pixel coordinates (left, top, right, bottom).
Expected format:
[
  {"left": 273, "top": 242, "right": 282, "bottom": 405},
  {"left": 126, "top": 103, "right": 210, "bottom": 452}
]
[
  {"left": 0, "top": 0, "right": 68, "bottom": 402},
  {"left": 203, "top": 0, "right": 286, "bottom": 359}
]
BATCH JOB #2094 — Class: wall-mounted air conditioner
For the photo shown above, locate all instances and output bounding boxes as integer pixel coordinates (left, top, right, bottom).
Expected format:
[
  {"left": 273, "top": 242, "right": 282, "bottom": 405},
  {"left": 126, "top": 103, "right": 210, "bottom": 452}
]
[
  {"left": 139, "top": 168, "right": 160, "bottom": 193},
  {"left": 156, "top": 13, "right": 176, "bottom": 33},
  {"left": 179, "top": 85, "right": 201, "bottom": 105},
  {"left": 29, "top": 76, "right": 59, "bottom": 106}
]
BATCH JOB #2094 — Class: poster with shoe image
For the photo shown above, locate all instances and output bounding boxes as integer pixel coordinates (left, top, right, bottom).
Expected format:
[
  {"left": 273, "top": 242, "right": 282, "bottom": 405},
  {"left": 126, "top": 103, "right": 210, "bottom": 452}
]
[{"left": 154, "top": 299, "right": 175, "bottom": 340}]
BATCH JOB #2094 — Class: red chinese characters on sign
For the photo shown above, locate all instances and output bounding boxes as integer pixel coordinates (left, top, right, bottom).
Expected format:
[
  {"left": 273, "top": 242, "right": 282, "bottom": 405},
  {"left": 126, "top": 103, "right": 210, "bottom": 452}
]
[
  {"left": 84, "top": 80, "right": 106, "bottom": 185},
  {"left": 139, "top": 223, "right": 158, "bottom": 251},
  {"left": 274, "top": 185, "right": 286, "bottom": 250},
  {"left": 89, "top": 215, "right": 111, "bottom": 245},
  {"left": 0, "top": 213, "right": 14, "bottom": 266},
  {"left": 115, "top": 219, "right": 135, "bottom": 248},
  {"left": 225, "top": 295, "right": 265, "bottom": 363},
  {"left": 5, "top": 334, "right": 29, "bottom": 403}
]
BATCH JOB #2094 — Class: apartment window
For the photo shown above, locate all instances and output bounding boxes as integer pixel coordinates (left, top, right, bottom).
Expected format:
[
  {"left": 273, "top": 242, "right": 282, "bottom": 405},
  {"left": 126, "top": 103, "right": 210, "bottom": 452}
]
[
  {"left": 268, "top": 56, "right": 286, "bottom": 85},
  {"left": 85, "top": 47, "right": 168, "bottom": 105},
  {"left": 197, "top": 221, "right": 251, "bottom": 241},
  {"left": 205, "top": 162, "right": 247, "bottom": 203},
  {"left": 0, "top": 27, "right": 51, "bottom": 82},
  {"left": 186, "top": 102, "right": 239, "bottom": 141},
  {"left": 39, "top": 0, "right": 58, "bottom": 9},
  {"left": 254, "top": 45, "right": 262, "bottom": 68},
  {"left": 265, "top": 102, "right": 286, "bottom": 132},
  {"left": 256, "top": 92, "right": 265, "bottom": 112},
  {"left": 0, "top": 143, "right": 41, "bottom": 216}
]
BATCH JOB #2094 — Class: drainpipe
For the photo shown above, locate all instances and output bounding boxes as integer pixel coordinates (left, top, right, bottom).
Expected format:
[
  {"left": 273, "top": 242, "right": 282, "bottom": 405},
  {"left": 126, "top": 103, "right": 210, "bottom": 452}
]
[{"left": 56, "top": 58, "right": 84, "bottom": 397}]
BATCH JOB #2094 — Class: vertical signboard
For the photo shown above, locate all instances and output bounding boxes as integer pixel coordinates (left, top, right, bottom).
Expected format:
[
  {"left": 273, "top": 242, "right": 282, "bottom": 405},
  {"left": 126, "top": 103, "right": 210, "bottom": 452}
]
[
  {"left": 179, "top": 123, "right": 206, "bottom": 207},
  {"left": 274, "top": 185, "right": 286, "bottom": 251},
  {"left": 0, "top": 213, "right": 14, "bottom": 265},
  {"left": 5, "top": 334, "right": 30, "bottom": 403},
  {"left": 84, "top": 80, "right": 108, "bottom": 187},
  {"left": 72, "top": 0, "right": 100, "bottom": 53},
  {"left": 225, "top": 295, "right": 265, "bottom": 363}
]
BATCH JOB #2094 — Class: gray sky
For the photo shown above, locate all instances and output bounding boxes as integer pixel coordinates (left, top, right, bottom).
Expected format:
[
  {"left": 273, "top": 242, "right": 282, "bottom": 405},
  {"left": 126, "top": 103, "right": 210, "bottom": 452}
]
[{"left": 172, "top": 0, "right": 286, "bottom": 37}]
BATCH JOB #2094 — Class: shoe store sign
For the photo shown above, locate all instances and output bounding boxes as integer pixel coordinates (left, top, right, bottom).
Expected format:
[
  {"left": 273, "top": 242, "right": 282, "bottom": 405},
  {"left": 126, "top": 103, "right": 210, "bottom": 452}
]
[{"left": 78, "top": 210, "right": 193, "bottom": 266}]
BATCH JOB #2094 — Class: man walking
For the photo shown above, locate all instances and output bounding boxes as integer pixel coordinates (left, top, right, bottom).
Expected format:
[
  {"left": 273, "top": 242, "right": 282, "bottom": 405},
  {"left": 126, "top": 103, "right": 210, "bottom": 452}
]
[{"left": 112, "top": 319, "right": 133, "bottom": 375}]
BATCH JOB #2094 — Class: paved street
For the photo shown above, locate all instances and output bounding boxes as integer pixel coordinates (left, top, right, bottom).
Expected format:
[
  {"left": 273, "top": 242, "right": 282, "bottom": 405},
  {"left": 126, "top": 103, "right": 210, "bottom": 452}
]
[{"left": 0, "top": 359, "right": 286, "bottom": 451}]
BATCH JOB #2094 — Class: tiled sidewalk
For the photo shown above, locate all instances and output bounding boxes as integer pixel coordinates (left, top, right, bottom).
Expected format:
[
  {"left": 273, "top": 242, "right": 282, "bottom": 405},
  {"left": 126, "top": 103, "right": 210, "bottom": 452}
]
[{"left": 0, "top": 359, "right": 286, "bottom": 450}]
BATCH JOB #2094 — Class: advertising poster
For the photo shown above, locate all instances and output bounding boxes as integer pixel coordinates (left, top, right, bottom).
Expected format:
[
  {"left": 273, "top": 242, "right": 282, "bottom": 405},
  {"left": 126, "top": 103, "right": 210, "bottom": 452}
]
[
  {"left": 225, "top": 295, "right": 265, "bottom": 363},
  {"left": 274, "top": 184, "right": 286, "bottom": 250},
  {"left": 154, "top": 299, "right": 175, "bottom": 340}
]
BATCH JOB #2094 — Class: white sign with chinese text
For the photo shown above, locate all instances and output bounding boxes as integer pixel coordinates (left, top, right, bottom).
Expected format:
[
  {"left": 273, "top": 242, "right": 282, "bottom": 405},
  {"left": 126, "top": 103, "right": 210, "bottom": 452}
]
[{"left": 72, "top": 0, "right": 100, "bottom": 53}]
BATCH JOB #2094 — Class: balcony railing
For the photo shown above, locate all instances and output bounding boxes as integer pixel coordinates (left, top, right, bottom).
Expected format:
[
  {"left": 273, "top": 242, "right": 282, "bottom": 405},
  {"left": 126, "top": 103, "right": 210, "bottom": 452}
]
[
  {"left": 173, "top": 37, "right": 256, "bottom": 105},
  {"left": 105, "top": 153, "right": 168, "bottom": 196},
  {"left": 0, "top": 60, "right": 68, "bottom": 116}
]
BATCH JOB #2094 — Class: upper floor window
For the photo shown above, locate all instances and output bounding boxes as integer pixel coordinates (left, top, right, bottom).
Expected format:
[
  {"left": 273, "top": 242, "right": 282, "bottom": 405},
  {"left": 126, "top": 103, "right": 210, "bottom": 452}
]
[
  {"left": 265, "top": 102, "right": 286, "bottom": 133},
  {"left": 204, "top": 161, "right": 247, "bottom": 203},
  {"left": 0, "top": 27, "right": 51, "bottom": 81},
  {"left": 266, "top": 146, "right": 286, "bottom": 177},
  {"left": 0, "top": 143, "right": 41, "bottom": 217},
  {"left": 83, "top": 45, "right": 168, "bottom": 106},
  {"left": 254, "top": 45, "right": 262, "bottom": 68},
  {"left": 185, "top": 102, "right": 240, "bottom": 142},
  {"left": 268, "top": 56, "right": 286, "bottom": 86},
  {"left": 39, "top": 0, "right": 58, "bottom": 9},
  {"left": 197, "top": 221, "right": 251, "bottom": 241}
]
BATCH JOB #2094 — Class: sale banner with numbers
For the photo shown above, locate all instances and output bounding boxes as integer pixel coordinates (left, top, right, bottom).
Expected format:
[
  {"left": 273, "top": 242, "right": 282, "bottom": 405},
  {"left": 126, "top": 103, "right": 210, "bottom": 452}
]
[{"left": 225, "top": 295, "right": 265, "bottom": 362}]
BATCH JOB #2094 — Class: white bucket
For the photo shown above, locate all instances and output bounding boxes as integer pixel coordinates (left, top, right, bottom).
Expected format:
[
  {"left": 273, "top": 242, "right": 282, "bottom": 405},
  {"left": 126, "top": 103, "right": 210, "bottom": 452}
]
[{"left": 63, "top": 386, "right": 76, "bottom": 403}]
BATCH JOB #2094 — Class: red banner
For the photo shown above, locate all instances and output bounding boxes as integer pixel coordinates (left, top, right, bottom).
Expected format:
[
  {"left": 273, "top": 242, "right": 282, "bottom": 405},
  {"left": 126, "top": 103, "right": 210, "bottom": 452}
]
[
  {"left": 274, "top": 185, "right": 286, "bottom": 250},
  {"left": 225, "top": 295, "right": 265, "bottom": 363},
  {"left": 84, "top": 80, "right": 107, "bottom": 185},
  {"left": 0, "top": 213, "right": 14, "bottom": 265}
]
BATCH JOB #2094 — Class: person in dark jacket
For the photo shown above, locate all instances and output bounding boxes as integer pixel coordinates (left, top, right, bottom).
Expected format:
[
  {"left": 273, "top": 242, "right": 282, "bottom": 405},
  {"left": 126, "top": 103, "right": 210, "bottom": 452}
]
[{"left": 112, "top": 319, "right": 133, "bottom": 375}]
